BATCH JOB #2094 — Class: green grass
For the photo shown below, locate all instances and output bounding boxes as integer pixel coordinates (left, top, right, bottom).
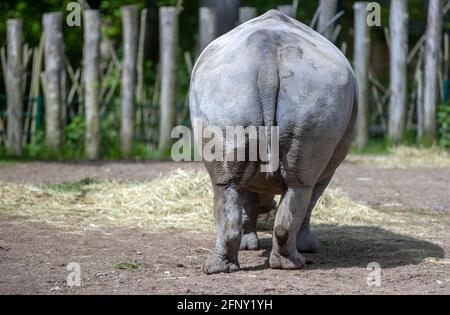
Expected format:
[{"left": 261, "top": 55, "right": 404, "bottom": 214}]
[
  {"left": 113, "top": 262, "right": 140, "bottom": 270},
  {"left": 47, "top": 178, "right": 100, "bottom": 193},
  {"left": 349, "top": 138, "right": 391, "bottom": 155},
  {"left": 349, "top": 136, "right": 450, "bottom": 156},
  {"left": 0, "top": 160, "right": 15, "bottom": 167},
  {"left": 0, "top": 143, "right": 172, "bottom": 162}
]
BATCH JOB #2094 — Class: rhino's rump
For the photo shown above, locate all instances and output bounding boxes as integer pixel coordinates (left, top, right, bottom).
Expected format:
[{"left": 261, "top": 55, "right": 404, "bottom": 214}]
[{"left": 189, "top": 10, "right": 356, "bottom": 179}]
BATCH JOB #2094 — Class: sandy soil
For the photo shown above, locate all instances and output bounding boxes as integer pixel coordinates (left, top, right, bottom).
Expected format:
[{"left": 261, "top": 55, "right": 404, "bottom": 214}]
[{"left": 0, "top": 160, "right": 449, "bottom": 295}]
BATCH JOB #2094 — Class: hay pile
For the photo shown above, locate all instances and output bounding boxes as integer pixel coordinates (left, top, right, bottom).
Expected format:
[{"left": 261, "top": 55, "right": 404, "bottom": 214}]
[
  {"left": 347, "top": 146, "right": 450, "bottom": 169},
  {"left": 0, "top": 169, "right": 213, "bottom": 231},
  {"left": 0, "top": 168, "right": 395, "bottom": 233}
]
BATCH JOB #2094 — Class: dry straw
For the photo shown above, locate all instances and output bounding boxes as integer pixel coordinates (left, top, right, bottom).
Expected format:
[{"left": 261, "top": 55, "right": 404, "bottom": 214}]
[
  {"left": 0, "top": 168, "right": 398, "bottom": 233},
  {"left": 0, "top": 168, "right": 448, "bottom": 255},
  {"left": 0, "top": 169, "right": 213, "bottom": 231}
]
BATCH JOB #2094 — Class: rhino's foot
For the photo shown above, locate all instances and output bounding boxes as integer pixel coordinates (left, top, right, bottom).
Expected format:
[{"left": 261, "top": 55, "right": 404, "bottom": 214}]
[
  {"left": 202, "top": 254, "right": 240, "bottom": 274},
  {"left": 296, "top": 230, "right": 319, "bottom": 253},
  {"left": 240, "top": 232, "right": 260, "bottom": 250},
  {"left": 269, "top": 251, "right": 305, "bottom": 270}
]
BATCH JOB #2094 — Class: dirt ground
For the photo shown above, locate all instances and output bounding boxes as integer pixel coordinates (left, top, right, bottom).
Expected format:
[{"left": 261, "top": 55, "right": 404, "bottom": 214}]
[{"left": 0, "top": 160, "right": 449, "bottom": 295}]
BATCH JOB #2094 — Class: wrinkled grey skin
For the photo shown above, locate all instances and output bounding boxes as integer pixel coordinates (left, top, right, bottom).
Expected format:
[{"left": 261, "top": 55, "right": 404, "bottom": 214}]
[{"left": 189, "top": 10, "right": 358, "bottom": 274}]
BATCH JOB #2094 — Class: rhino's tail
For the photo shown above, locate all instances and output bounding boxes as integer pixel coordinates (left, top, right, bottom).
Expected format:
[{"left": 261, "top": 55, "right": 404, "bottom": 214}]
[{"left": 256, "top": 58, "right": 280, "bottom": 173}]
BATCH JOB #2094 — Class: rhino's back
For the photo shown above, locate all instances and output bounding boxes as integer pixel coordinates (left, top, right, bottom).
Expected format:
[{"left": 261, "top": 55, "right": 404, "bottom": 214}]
[
  {"left": 190, "top": 9, "right": 355, "bottom": 138},
  {"left": 193, "top": 9, "right": 349, "bottom": 74}
]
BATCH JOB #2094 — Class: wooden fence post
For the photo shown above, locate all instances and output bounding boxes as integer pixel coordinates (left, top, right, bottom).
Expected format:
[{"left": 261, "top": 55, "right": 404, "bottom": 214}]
[
  {"left": 158, "top": 7, "right": 178, "bottom": 151},
  {"left": 277, "top": 5, "right": 295, "bottom": 18},
  {"left": 318, "top": 0, "right": 338, "bottom": 41},
  {"left": 136, "top": 9, "right": 148, "bottom": 141},
  {"left": 416, "top": 50, "right": 424, "bottom": 140},
  {"left": 353, "top": 2, "right": 371, "bottom": 149},
  {"left": 199, "top": 7, "right": 217, "bottom": 53},
  {"left": 388, "top": 0, "right": 409, "bottom": 143},
  {"left": 443, "top": 33, "right": 449, "bottom": 103},
  {"left": 136, "top": 8, "right": 148, "bottom": 105},
  {"left": 200, "top": 0, "right": 239, "bottom": 36},
  {"left": 6, "top": 19, "right": 24, "bottom": 155},
  {"left": 43, "top": 12, "right": 63, "bottom": 153},
  {"left": 422, "top": 0, "right": 444, "bottom": 142},
  {"left": 83, "top": 10, "right": 101, "bottom": 159},
  {"left": 239, "top": 7, "right": 257, "bottom": 24},
  {"left": 120, "top": 5, "right": 139, "bottom": 157},
  {"left": 25, "top": 33, "right": 44, "bottom": 145}
]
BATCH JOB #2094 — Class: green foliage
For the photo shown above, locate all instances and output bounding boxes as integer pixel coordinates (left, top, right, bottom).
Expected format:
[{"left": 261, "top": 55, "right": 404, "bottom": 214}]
[
  {"left": 113, "top": 261, "right": 139, "bottom": 270},
  {"left": 99, "top": 111, "right": 121, "bottom": 159},
  {"left": 158, "top": 0, "right": 179, "bottom": 6},
  {"left": 349, "top": 139, "right": 391, "bottom": 155},
  {"left": 403, "top": 129, "right": 421, "bottom": 146},
  {"left": 48, "top": 178, "right": 98, "bottom": 192},
  {"left": 23, "top": 130, "right": 59, "bottom": 160},
  {"left": 61, "top": 112, "right": 171, "bottom": 160},
  {"left": 0, "top": 109, "right": 172, "bottom": 160},
  {"left": 63, "top": 115, "right": 86, "bottom": 159},
  {"left": 438, "top": 103, "right": 450, "bottom": 149},
  {"left": 6, "top": 118, "right": 87, "bottom": 160}
]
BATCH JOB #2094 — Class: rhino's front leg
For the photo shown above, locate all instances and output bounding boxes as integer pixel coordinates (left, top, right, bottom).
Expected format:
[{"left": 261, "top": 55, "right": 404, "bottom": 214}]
[
  {"left": 269, "top": 187, "right": 313, "bottom": 270},
  {"left": 241, "top": 192, "right": 276, "bottom": 250},
  {"left": 240, "top": 191, "right": 260, "bottom": 250},
  {"left": 203, "top": 185, "right": 243, "bottom": 274},
  {"left": 296, "top": 178, "right": 331, "bottom": 253}
]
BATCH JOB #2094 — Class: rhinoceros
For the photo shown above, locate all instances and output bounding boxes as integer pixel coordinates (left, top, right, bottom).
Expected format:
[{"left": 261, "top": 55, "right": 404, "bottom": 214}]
[{"left": 189, "top": 10, "right": 357, "bottom": 274}]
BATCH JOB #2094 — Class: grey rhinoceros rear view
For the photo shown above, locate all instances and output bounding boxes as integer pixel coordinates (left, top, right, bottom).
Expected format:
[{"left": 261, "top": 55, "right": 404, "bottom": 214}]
[{"left": 189, "top": 10, "right": 358, "bottom": 274}]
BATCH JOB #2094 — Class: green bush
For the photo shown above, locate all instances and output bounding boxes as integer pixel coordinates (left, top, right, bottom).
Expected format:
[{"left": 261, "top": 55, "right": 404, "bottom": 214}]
[
  {"left": 438, "top": 103, "right": 450, "bottom": 149},
  {"left": 100, "top": 112, "right": 121, "bottom": 159},
  {"left": 1, "top": 110, "right": 171, "bottom": 160},
  {"left": 62, "top": 116, "right": 86, "bottom": 159},
  {"left": 22, "top": 130, "right": 64, "bottom": 160}
]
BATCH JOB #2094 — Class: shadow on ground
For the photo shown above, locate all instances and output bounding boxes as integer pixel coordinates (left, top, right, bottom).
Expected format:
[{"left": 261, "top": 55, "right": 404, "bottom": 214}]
[{"left": 253, "top": 224, "right": 444, "bottom": 271}]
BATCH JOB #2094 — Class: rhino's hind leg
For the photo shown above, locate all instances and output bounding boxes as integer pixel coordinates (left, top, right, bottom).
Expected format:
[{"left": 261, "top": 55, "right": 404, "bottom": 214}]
[
  {"left": 269, "top": 187, "right": 313, "bottom": 269},
  {"left": 240, "top": 191, "right": 260, "bottom": 250},
  {"left": 203, "top": 184, "right": 243, "bottom": 274},
  {"left": 296, "top": 177, "right": 332, "bottom": 253},
  {"left": 269, "top": 136, "right": 336, "bottom": 270},
  {"left": 202, "top": 161, "right": 258, "bottom": 274}
]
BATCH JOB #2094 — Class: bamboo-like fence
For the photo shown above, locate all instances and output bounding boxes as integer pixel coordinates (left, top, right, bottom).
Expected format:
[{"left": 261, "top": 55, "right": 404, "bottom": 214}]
[{"left": 0, "top": 1, "right": 448, "bottom": 157}]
